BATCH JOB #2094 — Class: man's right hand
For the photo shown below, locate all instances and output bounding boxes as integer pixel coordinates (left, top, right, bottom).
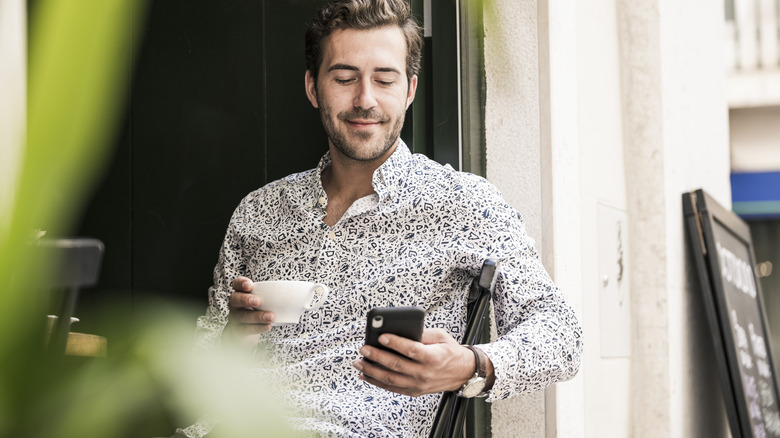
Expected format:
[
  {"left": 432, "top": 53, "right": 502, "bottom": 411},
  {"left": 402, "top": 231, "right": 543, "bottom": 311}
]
[{"left": 225, "top": 276, "right": 276, "bottom": 347}]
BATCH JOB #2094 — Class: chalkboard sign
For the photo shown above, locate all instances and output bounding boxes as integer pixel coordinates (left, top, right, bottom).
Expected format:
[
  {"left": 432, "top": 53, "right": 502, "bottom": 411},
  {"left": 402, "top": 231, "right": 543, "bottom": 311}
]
[{"left": 684, "top": 189, "right": 780, "bottom": 438}]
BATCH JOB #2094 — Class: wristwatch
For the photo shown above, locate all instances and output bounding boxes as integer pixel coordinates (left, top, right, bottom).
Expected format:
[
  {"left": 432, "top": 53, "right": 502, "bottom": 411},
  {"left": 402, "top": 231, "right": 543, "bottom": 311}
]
[{"left": 457, "top": 345, "right": 489, "bottom": 398}]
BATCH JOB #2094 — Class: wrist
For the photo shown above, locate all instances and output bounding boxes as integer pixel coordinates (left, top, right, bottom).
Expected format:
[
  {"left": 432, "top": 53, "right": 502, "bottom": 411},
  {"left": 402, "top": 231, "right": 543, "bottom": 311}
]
[
  {"left": 457, "top": 345, "right": 491, "bottom": 398},
  {"left": 458, "top": 345, "right": 478, "bottom": 386},
  {"left": 483, "top": 347, "right": 495, "bottom": 391}
]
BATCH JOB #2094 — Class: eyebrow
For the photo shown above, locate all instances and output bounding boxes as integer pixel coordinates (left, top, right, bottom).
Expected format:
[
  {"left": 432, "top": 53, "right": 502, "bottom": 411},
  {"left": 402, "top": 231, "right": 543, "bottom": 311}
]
[{"left": 327, "top": 64, "right": 402, "bottom": 75}]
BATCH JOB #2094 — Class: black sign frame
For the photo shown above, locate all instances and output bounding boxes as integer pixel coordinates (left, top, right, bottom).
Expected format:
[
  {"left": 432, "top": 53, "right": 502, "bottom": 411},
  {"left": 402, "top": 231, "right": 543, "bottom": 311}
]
[{"left": 684, "top": 188, "right": 780, "bottom": 438}]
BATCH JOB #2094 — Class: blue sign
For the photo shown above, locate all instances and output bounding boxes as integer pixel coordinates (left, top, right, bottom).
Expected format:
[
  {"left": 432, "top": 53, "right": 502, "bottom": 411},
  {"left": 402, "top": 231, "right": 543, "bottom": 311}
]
[{"left": 731, "top": 171, "right": 780, "bottom": 219}]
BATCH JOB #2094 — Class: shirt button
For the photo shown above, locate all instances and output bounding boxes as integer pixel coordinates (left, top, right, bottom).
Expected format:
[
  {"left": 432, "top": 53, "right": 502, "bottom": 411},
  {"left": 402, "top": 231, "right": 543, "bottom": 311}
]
[
  {"left": 328, "top": 231, "right": 336, "bottom": 240},
  {"left": 318, "top": 196, "right": 326, "bottom": 205}
]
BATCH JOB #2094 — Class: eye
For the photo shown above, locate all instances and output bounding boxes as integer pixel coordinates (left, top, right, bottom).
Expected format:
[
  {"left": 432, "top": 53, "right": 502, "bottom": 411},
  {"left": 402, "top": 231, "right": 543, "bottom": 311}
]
[
  {"left": 376, "top": 80, "right": 394, "bottom": 87},
  {"left": 335, "top": 77, "right": 355, "bottom": 85}
]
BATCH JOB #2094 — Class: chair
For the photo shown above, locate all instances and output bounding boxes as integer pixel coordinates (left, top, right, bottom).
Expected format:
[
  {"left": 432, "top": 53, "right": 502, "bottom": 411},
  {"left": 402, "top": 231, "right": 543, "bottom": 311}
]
[
  {"left": 429, "top": 258, "right": 500, "bottom": 438},
  {"left": 35, "top": 238, "right": 105, "bottom": 357}
]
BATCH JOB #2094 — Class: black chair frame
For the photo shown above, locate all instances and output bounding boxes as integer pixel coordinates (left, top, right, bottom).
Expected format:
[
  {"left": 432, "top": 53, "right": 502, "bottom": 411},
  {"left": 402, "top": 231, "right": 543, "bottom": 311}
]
[
  {"left": 429, "top": 258, "right": 500, "bottom": 438},
  {"left": 36, "top": 238, "right": 104, "bottom": 358}
]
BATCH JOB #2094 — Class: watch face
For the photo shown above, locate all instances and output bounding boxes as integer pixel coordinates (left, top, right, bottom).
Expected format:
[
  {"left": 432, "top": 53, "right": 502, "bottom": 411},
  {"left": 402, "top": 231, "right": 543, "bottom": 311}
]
[{"left": 460, "top": 376, "right": 486, "bottom": 398}]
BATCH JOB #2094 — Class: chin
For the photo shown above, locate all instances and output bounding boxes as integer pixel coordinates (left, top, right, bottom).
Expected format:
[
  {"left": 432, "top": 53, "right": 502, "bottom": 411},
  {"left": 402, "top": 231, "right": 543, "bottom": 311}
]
[{"left": 334, "top": 139, "right": 395, "bottom": 162}]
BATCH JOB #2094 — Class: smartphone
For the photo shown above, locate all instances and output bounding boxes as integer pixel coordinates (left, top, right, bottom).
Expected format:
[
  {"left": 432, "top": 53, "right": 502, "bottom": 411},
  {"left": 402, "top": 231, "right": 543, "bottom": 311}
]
[{"left": 365, "top": 306, "right": 426, "bottom": 350}]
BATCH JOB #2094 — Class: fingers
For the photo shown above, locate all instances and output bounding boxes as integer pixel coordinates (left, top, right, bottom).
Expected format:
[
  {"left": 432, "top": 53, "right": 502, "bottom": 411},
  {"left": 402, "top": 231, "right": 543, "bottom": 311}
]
[
  {"left": 224, "top": 307, "right": 274, "bottom": 348},
  {"left": 360, "top": 342, "right": 415, "bottom": 370},
  {"left": 359, "top": 367, "right": 422, "bottom": 397},
  {"left": 230, "top": 307, "right": 275, "bottom": 325},
  {"left": 354, "top": 339, "right": 429, "bottom": 396},
  {"left": 420, "top": 328, "right": 455, "bottom": 345},
  {"left": 229, "top": 289, "right": 261, "bottom": 309},
  {"left": 354, "top": 356, "right": 426, "bottom": 397},
  {"left": 375, "top": 333, "right": 437, "bottom": 362},
  {"left": 225, "top": 276, "right": 275, "bottom": 346},
  {"left": 356, "top": 333, "right": 434, "bottom": 378},
  {"left": 232, "top": 276, "right": 254, "bottom": 292},
  {"left": 353, "top": 329, "right": 474, "bottom": 395},
  {"left": 374, "top": 329, "right": 457, "bottom": 361},
  {"left": 227, "top": 279, "right": 275, "bottom": 323}
]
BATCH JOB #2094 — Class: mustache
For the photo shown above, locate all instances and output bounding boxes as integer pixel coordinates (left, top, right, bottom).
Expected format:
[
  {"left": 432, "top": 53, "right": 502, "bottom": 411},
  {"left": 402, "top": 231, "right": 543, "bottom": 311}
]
[{"left": 337, "top": 108, "right": 389, "bottom": 123}]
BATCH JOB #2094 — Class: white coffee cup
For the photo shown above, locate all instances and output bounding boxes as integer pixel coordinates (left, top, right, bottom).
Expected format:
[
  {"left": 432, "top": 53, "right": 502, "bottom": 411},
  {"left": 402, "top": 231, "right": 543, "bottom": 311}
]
[{"left": 251, "top": 280, "right": 329, "bottom": 325}]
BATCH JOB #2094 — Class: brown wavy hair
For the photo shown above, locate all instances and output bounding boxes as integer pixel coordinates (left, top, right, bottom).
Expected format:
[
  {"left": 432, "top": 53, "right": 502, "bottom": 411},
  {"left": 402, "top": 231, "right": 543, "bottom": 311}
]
[{"left": 305, "top": 0, "right": 423, "bottom": 86}]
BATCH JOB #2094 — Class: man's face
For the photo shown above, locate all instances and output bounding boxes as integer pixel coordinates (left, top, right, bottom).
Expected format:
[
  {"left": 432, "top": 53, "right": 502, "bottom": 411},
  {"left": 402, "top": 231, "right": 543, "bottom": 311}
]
[{"left": 305, "top": 27, "right": 418, "bottom": 162}]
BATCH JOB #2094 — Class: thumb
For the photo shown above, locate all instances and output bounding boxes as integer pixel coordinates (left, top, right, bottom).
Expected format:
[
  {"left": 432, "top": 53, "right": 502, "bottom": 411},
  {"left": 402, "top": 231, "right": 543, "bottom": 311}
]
[{"left": 421, "top": 328, "right": 455, "bottom": 345}]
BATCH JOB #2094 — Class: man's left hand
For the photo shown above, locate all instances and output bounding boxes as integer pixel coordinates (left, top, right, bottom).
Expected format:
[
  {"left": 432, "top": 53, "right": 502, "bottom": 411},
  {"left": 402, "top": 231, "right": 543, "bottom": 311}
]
[{"left": 352, "top": 328, "right": 483, "bottom": 397}]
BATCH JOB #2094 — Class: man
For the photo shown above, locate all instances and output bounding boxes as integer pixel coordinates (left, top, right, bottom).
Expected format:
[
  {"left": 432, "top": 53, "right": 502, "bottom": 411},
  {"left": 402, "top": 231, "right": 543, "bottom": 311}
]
[{"left": 183, "top": 0, "right": 582, "bottom": 436}]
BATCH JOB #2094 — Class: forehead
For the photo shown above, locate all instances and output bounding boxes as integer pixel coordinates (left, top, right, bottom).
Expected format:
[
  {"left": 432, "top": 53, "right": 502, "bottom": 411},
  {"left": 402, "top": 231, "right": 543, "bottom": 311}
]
[{"left": 320, "top": 27, "right": 408, "bottom": 75}]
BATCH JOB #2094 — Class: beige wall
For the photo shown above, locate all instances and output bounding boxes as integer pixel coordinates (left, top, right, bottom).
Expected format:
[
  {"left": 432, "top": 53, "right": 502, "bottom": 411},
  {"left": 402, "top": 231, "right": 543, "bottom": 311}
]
[
  {"left": 578, "top": 0, "right": 631, "bottom": 436},
  {"left": 483, "top": 0, "right": 732, "bottom": 436},
  {"left": 484, "top": 0, "right": 584, "bottom": 436},
  {"left": 0, "top": 0, "right": 26, "bottom": 232},
  {"left": 483, "top": 0, "right": 547, "bottom": 436},
  {"left": 730, "top": 106, "right": 780, "bottom": 173},
  {"left": 618, "top": 0, "right": 731, "bottom": 436}
]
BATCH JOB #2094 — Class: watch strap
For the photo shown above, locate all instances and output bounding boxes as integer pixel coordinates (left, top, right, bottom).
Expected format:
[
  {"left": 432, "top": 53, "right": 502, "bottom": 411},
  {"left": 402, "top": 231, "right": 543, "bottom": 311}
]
[
  {"left": 465, "top": 345, "right": 487, "bottom": 379},
  {"left": 456, "top": 345, "right": 489, "bottom": 398}
]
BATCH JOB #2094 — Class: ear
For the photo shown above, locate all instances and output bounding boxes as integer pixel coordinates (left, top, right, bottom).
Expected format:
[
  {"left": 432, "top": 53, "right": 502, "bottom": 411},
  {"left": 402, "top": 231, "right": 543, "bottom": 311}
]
[
  {"left": 305, "top": 70, "right": 319, "bottom": 108},
  {"left": 405, "top": 74, "right": 418, "bottom": 109}
]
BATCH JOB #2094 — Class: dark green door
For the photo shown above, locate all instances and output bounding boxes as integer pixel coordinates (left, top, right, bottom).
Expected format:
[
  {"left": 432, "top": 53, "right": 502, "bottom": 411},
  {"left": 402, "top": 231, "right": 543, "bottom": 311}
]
[
  {"left": 76, "top": 1, "right": 332, "bottom": 322},
  {"left": 73, "top": 0, "right": 484, "bottom": 435},
  {"left": 75, "top": 0, "right": 462, "bottom": 315}
]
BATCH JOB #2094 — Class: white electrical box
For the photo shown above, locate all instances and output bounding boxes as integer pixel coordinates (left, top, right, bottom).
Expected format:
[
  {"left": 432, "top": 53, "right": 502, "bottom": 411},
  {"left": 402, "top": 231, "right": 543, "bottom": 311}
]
[{"left": 598, "top": 202, "right": 631, "bottom": 358}]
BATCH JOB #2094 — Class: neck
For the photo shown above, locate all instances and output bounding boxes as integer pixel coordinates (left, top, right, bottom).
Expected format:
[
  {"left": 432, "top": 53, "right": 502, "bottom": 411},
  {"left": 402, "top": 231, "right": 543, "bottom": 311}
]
[
  {"left": 322, "top": 141, "right": 398, "bottom": 201},
  {"left": 319, "top": 141, "right": 398, "bottom": 227}
]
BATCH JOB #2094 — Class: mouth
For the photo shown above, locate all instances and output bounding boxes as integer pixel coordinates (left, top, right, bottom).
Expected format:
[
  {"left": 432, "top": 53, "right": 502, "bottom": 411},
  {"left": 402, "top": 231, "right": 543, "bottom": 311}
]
[
  {"left": 346, "top": 119, "right": 383, "bottom": 130},
  {"left": 337, "top": 109, "right": 389, "bottom": 131}
]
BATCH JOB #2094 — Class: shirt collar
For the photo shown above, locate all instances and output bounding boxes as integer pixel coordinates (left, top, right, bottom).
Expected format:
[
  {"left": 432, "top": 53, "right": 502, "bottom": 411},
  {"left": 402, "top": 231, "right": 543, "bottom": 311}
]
[
  {"left": 310, "top": 140, "right": 412, "bottom": 207},
  {"left": 372, "top": 140, "right": 412, "bottom": 203},
  {"left": 312, "top": 139, "right": 412, "bottom": 200},
  {"left": 306, "top": 153, "right": 330, "bottom": 212}
]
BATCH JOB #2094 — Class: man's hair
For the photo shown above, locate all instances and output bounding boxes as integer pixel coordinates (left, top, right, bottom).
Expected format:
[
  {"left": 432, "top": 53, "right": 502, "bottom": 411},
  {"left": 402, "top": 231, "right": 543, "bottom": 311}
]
[{"left": 305, "top": 0, "right": 423, "bottom": 85}]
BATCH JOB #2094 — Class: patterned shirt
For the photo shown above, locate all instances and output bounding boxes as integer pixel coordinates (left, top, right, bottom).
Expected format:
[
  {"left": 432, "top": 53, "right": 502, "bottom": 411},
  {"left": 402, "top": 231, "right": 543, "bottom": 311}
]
[{"left": 185, "top": 141, "right": 582, "bottom": 437}]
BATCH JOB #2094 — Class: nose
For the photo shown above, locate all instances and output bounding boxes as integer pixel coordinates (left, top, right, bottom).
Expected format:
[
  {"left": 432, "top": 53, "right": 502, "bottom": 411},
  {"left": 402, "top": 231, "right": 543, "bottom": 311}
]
[{"left": 353, "top": 78, "right": 377, "bottom": 110}]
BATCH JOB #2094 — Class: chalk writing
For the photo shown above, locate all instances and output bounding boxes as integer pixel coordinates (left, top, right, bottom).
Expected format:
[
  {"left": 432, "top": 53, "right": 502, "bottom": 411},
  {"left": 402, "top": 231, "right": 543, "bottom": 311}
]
[
  {"left": 718, "top": 241, "right": 757, "bottom": 298},
  {"left": 750, "top": 323, "right": 773, "bottom": 379},
  {"left": 733, "top": 310, "right": 753, "bottom": 369}
]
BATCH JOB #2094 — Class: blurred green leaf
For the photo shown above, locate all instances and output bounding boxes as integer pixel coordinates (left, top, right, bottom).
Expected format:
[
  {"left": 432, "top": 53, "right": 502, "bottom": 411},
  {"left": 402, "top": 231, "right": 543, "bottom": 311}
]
[{"left": 1, "top": 1, "right": 296, "bottom": 436}]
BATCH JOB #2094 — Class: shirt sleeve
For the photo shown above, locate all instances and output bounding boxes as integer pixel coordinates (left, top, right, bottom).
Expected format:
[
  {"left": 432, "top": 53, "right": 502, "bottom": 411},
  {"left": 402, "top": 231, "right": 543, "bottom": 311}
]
[
  {"left": 458, "top": 177, "right": 583, "bottom": 402},
  {"left": 193, "top": 199, "right": 250, "bottom": 352}
]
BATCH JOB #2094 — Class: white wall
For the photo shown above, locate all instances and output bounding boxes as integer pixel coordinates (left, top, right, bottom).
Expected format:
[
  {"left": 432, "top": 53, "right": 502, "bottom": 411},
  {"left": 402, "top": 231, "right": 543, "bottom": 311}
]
[
  {"left": 618, "top": 0, "right": 731, "bottom": 436},
  {"left": 483, "top": 0, "right": 547, "bottom": 435},
  {"left": 484, "top": 0, "right": 585, "bottom": 436},
  {"left": 484, "top": 0, "right": 732, "bottom": 436},
  {"left": 577, "top": 0, "right": 632, "bottom": 436},
  {"left": 0, "top": 0, "right": 26, "bottom": 232},
  {"left": 660, "top": 1, "right": 731, "bottom": 436}
]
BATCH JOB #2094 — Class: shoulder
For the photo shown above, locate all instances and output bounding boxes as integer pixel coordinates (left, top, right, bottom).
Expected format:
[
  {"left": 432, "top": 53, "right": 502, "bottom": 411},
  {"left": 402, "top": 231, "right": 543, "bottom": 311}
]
[
  {"left": 232, "top": 169, "right": 316, "bottom": 220},
  {"left": 405, "top": 153, "right": 504, "bottom": 206},
  {"left": 404, "top": 154, "right": 525, "bottom": 229}
]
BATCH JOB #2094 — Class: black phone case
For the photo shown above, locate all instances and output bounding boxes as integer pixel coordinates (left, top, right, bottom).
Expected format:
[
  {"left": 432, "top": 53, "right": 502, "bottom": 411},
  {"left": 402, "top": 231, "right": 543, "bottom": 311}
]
[{"left": 365, "top": 306, "right": 425, "bottom": 350}]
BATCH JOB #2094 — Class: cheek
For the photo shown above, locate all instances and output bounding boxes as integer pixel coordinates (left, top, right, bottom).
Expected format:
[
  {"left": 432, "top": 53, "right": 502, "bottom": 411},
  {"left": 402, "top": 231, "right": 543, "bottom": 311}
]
[{"left": 320, "top": 93, "right": 352, "bottom": 114}]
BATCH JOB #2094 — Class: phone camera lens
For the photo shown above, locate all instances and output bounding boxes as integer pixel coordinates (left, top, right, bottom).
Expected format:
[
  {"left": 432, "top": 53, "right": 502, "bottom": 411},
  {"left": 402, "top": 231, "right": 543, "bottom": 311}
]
[{"left": 371, "top": 315, "right": 384, "bottom": 328}]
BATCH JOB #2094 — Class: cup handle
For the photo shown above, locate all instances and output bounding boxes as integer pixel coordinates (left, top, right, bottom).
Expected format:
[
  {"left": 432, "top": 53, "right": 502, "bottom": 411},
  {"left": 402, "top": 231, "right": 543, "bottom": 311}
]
[{"left": 305, "top": 285, "right": 329, "bottom": 310}]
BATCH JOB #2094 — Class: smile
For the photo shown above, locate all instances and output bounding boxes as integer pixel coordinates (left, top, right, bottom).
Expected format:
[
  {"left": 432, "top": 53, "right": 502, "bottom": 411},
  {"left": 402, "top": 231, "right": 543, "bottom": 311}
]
[{"left": 347, "top": 120, "right": 382, "bottom": 128}]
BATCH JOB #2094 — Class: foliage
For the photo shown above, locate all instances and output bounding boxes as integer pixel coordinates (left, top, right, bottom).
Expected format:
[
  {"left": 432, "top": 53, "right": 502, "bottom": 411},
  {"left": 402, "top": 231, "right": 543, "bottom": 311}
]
[{"left": 0, "top": 1, "right": 295, "bottom": 436}]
